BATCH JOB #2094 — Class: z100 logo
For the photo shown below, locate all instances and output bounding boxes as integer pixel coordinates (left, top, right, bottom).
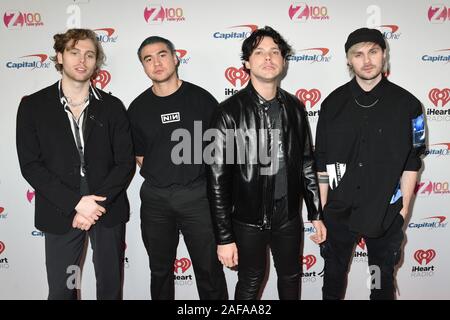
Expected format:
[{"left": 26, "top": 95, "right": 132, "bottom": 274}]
[
  {"left": 411, "top": 249, "right": 436, "bottom": 277},
  {"left": 144, "top": 5, "right": 185, "bottom": 24},
  {"left": 174, "top": 258, "right": 193, "bottom": 285},
  {"left": 3, "top": 11, "right": 44, "bottom": 29},
  {"left": 415, "top": 181, "right": 450, "bottom": 196},
  {"left": 428, "top": 5, "right": 449, "bottom": 23},
  {"left": 288, "top": 3, "right": 329, "bottom": 22}
]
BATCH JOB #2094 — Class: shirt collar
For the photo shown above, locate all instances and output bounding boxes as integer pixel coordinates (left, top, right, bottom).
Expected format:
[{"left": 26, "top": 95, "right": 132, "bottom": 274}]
[{"left": 350, "top": 75, "right": 387, "bottom": 102}]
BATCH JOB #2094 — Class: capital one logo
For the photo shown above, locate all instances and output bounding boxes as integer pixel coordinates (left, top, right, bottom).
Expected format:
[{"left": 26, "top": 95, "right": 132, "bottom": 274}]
[
  {"left": 288, "top": 3, "right": 329, "bottom": 22},
  {"left": 144, "top": 5, "right": 185, "bottom": 24},
  {"left": 26, "top": 189, "right": 35, "bottom": 203},
  {"left": 174, "top": 258, "right": 192, "bottom": 273},
  {"left": 225, "top": 66, "right": 249, "bottom": 87},
  {"left": 296, "top": 88, "right": 321, "bottom": 108},
  {"left": 6, "top": 54, "right": 50, "bottom": 70},
  {"left": 175, "top": 49, "right": 190, "bottom": 64},
  {"left": 0, "top": 241, "right": 5, "bottom": 255},
  {"left": 301, "top": 254, "right": 316, "bottom": 270},
  {"left": 428, "top": 5, "right": 449, "bottom": 23},
  {"left": 91, "top": 70, "right": 111, "bottom": 90},
  {"left": 3, "top": 11, "right": 43, "bottom": 29},
  {"left": 93, "top": 28, "right": 118, "bottom": 43},
  {"left": 378, "top": 25, "right": 401, "bottom": 40},
  {"left": 414, "top": 249, "right": 436, "bottom": 265},
  {"left": 429, "top": 88, "right": 450, "bottom": 107}
]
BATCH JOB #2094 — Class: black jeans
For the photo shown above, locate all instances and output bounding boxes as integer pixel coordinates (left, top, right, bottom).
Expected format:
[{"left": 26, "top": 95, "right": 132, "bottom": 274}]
[
  {"left": 140, "top": 180, "right": 228, "bottom": 300},
  {"left": 321, "top": 212, "right": 404, "bottom": 300},
  {"left": 233, "top": 197, "right": 302, "bottom": 300},
  {"left": 45, "top": 223, "right": 125, "bottom": 300}
]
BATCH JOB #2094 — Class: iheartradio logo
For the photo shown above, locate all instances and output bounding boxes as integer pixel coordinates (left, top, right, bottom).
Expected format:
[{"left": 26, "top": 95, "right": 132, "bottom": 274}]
[
  {"left": 429, "top": 88, "right": 450, "bottom": 107},
  {"left": 225, "top": 66, "right": 249, "bottom": 87},
  {"left": 26, "top": 189, "right": 35, "bottom": 203},
  {"left": 357, "top": 237, "right": 366, "bottom": 250},
  {"left": 0, "top": 241, "right": 5, "bottom": 255},
  {"left": 174, "top": 257, "right": 192, "bottom": 273},
  {"left": 301, "top": 254, "right": 316, "bottom": 270},
  {"left": 414, "top": 249, "right": 436, "bottom": 265},
  {"left": 295, "top": 88, "right": 321, "bottom": 108},
  {"left": 92, "top": 70, "right": 111, "bottom": 90}
]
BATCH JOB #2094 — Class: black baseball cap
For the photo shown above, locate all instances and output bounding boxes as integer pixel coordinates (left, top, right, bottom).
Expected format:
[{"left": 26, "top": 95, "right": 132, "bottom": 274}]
[{"left": 345, "top": 27, "right": 386, "bottom": 53}]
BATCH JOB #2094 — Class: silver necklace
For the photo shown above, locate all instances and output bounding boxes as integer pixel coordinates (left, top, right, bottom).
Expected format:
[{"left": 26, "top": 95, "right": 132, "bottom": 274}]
[
  {"left": 67, "top": 96, "right": 89, "bottom": 108},
  {"left": 354, "top": 98, "right": 379, "bottom": 108}
]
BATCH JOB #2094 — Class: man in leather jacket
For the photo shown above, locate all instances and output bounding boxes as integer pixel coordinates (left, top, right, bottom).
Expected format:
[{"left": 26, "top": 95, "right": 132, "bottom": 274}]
[{"left": 207, "top": 26, "right": 326, "bottom": 300}]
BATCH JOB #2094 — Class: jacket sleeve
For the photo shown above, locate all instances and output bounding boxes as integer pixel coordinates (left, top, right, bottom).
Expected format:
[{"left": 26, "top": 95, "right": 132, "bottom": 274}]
[
  {"left": 404, "top": 101, "right": 426, "bottom": 171},
  {"left": 16, "top": 96, "right": 82, "bottom": 217},
  {"left": 92, "top": 101, "right": 135, "bottom": 206},
  {"left": 314, "top": 99, "right": 328, "bottom": 172},
  {"left": 300, "top": 107, "right": 323, "bottom": 221},
  {"left": 206, "top": 107, "right": 235, "bottom": 245}
]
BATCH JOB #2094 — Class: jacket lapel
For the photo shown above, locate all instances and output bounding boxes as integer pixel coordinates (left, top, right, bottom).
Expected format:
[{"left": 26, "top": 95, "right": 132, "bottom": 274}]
[{"left": 84, "top": 99, "right": 101, "bottom": 143}]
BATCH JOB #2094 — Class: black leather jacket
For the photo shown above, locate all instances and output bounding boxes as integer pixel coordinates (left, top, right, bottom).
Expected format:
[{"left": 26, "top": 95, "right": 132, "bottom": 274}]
[{"left": 207, "top": 81, "right": 323, "bottom": 245}]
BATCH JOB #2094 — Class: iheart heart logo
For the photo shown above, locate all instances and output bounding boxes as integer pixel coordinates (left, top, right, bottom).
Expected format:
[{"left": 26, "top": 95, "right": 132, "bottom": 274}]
[
  {"left": 301, "top": 255, "right": 316, "bottom": 270},
  {"left": 92, "top": 70, "right": 111, "bottom": 89},
  {"left": 428, "top": 88, "right": 450, "bottom": 107},
  {"left": 225, "top": 67, "right": 249, "bottom": 87},
  {"left": 414, "top": 249, "right": 436, "bottom": 265},
  {"left": 0, "top": 241, "right": 5, "bottom": 255},
  {"left": 174, "top": 258, "right": 192, "bottom": 273},
  {"left": 296, "top": 89, "right": 321, "bottom": 108}
]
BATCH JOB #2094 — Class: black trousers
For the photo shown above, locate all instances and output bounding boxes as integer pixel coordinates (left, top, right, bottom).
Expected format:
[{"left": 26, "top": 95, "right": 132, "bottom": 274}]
[
  {"left": 45, "top": 222, "right": 125, "bottom": 300},
  {"left": 140, "top": 180, "right": 228, "bottom": 300},
  {"left": 321, "top": 212, "right": 404, "bottom": 300},
  {"left": 233, "top": 197, "right": 302, "bottom": 300}
]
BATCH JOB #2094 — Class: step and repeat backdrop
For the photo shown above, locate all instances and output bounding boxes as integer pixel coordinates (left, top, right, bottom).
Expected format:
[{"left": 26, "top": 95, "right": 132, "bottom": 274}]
[{"left": 0, "top": 0, "right": 448, "bottom": 300}]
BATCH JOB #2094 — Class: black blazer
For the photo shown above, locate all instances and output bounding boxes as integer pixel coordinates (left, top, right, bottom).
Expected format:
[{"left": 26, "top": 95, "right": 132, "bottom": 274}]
[{"left": 16, "top": 82, "right": 135, "bottom": 234}]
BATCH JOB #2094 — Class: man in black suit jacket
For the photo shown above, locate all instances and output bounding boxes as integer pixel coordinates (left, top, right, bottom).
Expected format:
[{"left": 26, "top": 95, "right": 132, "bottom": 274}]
[{"left": 16, "top": 29, "right": 135, "bottom": 300}]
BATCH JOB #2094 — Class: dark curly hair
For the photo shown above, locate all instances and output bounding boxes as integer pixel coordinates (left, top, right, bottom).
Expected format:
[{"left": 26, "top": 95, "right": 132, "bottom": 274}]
[{"left": 241, "top": 26, "right": 292, "bottom": 74}]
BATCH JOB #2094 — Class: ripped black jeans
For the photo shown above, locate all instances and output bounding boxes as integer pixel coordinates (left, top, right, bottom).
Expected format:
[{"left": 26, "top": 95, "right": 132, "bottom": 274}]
[{"left": 321, "top": 213, "right": 405, "bottom": 300}]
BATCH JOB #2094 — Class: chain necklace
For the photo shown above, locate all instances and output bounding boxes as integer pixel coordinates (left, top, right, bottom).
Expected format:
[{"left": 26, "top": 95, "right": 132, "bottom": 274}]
[
  {"left": 354, "top": 98, "right": 379, "bottom": 108},
  {"left": 66, "top": 96, "right": 89, "bottom": 108}
]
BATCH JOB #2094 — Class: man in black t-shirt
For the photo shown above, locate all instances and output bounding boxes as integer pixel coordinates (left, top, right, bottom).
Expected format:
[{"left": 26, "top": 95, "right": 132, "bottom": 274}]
[
  {"left": 128, "top": 36, "right": 227, "bottom": 300},
  {"left": 315, "top": 28, "right": 426, "bottom": 300}
]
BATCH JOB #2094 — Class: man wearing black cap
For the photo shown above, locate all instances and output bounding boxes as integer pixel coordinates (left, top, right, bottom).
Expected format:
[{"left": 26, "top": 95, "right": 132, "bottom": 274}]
[{"left": 315, "top": 27, "right": 426, "bottom": 299}]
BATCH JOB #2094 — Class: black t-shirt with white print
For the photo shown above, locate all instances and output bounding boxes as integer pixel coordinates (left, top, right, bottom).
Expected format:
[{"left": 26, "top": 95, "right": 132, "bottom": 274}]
[{"left": 127, "top": 81, "right": 217, "bottom": 188}]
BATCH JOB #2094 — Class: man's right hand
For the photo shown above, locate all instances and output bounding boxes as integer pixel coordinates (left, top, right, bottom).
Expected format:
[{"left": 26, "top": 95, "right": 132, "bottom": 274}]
[
  {"left": 217, "top": 243, "right": 238, "bottom": 268},
  {"left": 72, "top": 213, "right": 93, "bottom": 231},
  {"left": 75, "top": 195, "right": 106, "bottom": 223}
]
